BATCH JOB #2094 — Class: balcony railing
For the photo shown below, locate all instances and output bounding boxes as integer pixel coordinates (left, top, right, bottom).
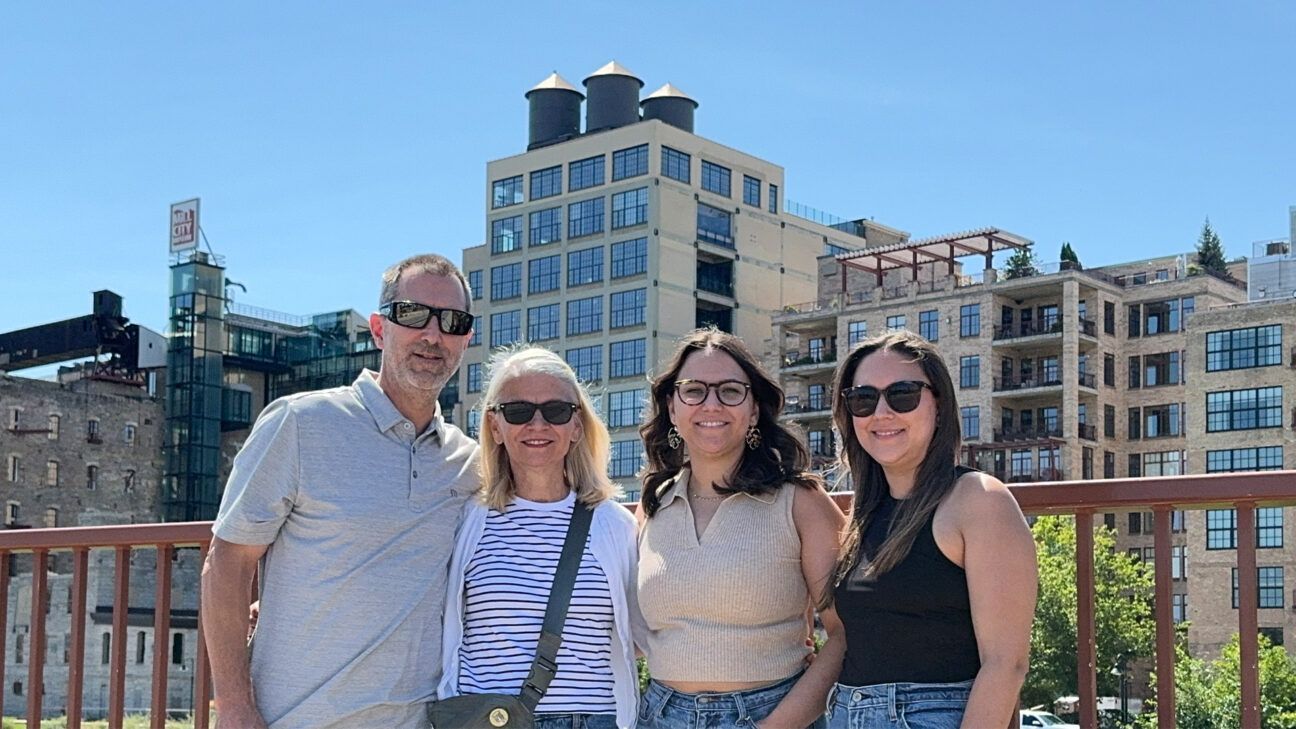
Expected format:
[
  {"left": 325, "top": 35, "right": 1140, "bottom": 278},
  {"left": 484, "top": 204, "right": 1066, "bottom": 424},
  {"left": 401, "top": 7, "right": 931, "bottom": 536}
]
[
  {"left": 696, "top": 276, "right": 735, "bottom": 298},
  {"left": 993, "top": 375, "right": 1063, "bottom": 392},
  {"left": 782, "top": 349, "right": 837, "bottom": 368},
  {"left": 993, "top": 426, "right": 1064, "bottom": 442},
  {"left": 1077, "top": 371, "right": 1097, "bottom": 389},
  {"left": 993, "top": 467, "right": 1066, "bottom": 483},
  {"left": 3, "top": 472, "right": 1296, "bottom": 728},
  {"left": 993, "top": 320, "right": 1064, "bottom": 340},
  {"left": 1078, "top": 423, "right": 1097, "bottom": 441}
]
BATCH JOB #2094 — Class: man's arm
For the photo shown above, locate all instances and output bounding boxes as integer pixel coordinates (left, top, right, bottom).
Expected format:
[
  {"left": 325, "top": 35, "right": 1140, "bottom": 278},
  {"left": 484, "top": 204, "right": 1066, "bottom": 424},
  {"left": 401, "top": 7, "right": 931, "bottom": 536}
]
[{"left": 202, "top": 537, "right": 271, "bottom": 729}]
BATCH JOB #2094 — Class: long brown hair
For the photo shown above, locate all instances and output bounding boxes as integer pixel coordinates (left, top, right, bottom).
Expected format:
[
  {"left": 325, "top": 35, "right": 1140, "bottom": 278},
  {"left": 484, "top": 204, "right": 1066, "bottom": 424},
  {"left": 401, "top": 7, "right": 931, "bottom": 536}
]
[
  {"left": 825, "top": 330, "right": 962, "bottom": 603},
  {"left": 639, "top": 328, "right": 821, "bottom": 517}
]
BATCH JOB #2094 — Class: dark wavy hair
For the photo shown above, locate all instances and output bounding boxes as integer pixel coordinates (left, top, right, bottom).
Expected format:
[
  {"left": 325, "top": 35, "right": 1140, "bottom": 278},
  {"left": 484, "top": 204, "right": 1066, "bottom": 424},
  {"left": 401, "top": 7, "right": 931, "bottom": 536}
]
[
  {"left": 639, "top": 328, "right": 822, "bottom": 517},
  {"left": 823, "top": 329, "right": 962, "bottom": 604}
]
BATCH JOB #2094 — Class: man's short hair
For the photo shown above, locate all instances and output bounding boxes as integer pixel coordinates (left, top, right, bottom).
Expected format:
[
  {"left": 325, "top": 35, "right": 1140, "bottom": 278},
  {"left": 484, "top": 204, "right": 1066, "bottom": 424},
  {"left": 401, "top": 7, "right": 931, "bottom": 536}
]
[{"left": 379, "top": 254, "right": 472, "bottom": 313}]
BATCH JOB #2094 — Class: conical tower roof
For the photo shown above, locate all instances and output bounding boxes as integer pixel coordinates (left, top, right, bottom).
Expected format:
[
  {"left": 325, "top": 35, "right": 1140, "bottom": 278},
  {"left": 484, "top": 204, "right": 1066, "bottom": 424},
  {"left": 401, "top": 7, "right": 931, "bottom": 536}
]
[
  {"left": 583, "top": 60, "right": 644, "bottom": 87},
  {"left": 642, "top": 82, "right": 698, "bottom": 108},
  {"left": 525, "top": 72, "right": 584, "bottom": 98}
]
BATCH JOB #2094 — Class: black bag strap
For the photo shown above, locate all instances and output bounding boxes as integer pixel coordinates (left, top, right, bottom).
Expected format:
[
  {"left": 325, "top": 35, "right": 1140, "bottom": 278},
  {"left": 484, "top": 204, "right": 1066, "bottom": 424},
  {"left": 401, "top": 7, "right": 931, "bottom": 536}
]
[{"left": 518, "top": 501, "right": 595, "bottom": 711}]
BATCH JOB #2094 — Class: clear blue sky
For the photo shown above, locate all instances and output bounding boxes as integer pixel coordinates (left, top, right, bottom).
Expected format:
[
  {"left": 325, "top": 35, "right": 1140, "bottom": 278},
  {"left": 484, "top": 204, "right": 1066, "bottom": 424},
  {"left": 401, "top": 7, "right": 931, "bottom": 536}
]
[{"left": 2, "top": 2, "right": 1293, "bottom": 352}]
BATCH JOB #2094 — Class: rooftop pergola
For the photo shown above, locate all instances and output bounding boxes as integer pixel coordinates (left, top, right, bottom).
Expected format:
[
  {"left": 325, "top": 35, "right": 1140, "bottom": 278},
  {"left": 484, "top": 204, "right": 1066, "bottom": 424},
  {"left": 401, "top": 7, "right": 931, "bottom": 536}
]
[{"left": 837, "top": 227, "right": 1033, "bottom": 290}]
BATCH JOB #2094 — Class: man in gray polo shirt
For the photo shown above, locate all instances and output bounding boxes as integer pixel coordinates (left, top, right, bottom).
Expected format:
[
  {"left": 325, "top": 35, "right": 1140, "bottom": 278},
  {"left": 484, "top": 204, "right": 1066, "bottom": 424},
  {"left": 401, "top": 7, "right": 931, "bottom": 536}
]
[{"left": 202, "top": 254, "right": 480, "bottom": 729}]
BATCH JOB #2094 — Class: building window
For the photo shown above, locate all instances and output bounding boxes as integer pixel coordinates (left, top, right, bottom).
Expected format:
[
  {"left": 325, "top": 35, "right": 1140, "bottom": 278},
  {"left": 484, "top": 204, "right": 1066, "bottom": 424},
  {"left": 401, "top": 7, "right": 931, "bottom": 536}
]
[
  {"left": 607, "top": 389, "right": 645, "bottom": 428},
  {"left": 611, "top": 187, "right": 648, "bottom": 229},
  {"left": 566, "top": 296, "right": 603, "bottom": 336},
  {"left": 743, "top": 175, "right": 761, "bottom": 207},
  {"left": 488, "top": 311, "right": 520, "bottom": 349},
  {"left": 490, "top": 263, "right": 521, "bottom": 301},
  {"left": 611, "top": 237, "right": 648, "bottom": 279},
  {"left": 466, "top": 363, "right": 482, "bottom": 393},
  {"left": 961, "top": 406, "right": 979, "bottom": 441},
  {"left": 1207, "top": 509, "right": 1237, "bottom": 550},
  {"left": 5, "top": 455, "right": 16, "bottom": 483},
  {"left": 1207, "top": 446, "right": 1284, "bottom": 473},
  {"left": 1206, "top": 387, "right": 1283, "bottom": 432},
  {"left": 87, "top": 418, "right": 100, "bottom": 442},
  {"left": 1258, "top": 508, "right": 1284, "bottom": 548},
  {"left": 768, "top": 183, "right": 779, "bottom": 214},
  {"left": 610, "top": 441, "right": 642, "bottom": 478},
  {"left": 847, "top": 320, "right": 868, "bottom": 347},
  {"left": 609, "top": 339, "right": 646, "bottom": 379},
  {"left": 1143, "top": 450, "right": 1185, "bottom": 477},
  {"left": 86, "top": 465, "right": 98, "bottom": 490},
  {"left": 1206, "top": 325, "right": 1282, "bottom": 371},
  {"left": 662, "top": 146, "right": 691, "bottom": 183},
  {"left": 43, "top": 506, "right": 58, "bottom": 528},
  {"left": 465, "top": 410, "right": 480, "bottom": 439},
  {"left": 5, "top": 502, "right": 19, "bottom": 526},
  {"left": 1103, "top": 450, "right": 1116, "bottom": 478},
  {"left": 1142, "top": 298, "right": 1185, "bottom": 335},
  {"left": 1235, "top": 567, "right": 1285, "bottom": 609},
  {"left": 136, "top": 631, "right": 146, "bottom": 665},
  {"left": 1172, "top": 546, "right": 1187, "bottom": 580},
  {"left": 530, "top": 165, "right": 562, "bottom": 200},
  {"left": 886, "top": 315, "right": 906, "bottom": 332},
  {"left": 46, "top": 460, "right": 59, "bottom": 487},
  {"left": 1103, "top": 353, "right": 1115, "bottom": 387},
  {"left": 919, "top": 310, "right": 939, "bottom": 342},
  {"left": 610, "top": 289, "right": 646, "bottom": 329},
  {"left": 527, "top": 304, "right": 560, "bottom": 342},
  {"left": 1143, "top": 403, "right": 1183, "bottom": 438},
  {"left": 101, "top": 634, "right": 110, "bottom": 665},
  {"left": 123, "top": 423, "right": 136, "bottom": 445},
  {"left": 567, "top": 247, "right": 604, "bottom": 287},
  {"left": 491, "top": 175, "right": 523, "bottom": 209},
  {"left": 1261, "top": 627, "right": 1284, "bottom": 647},
  {"left": 959, "top": 356, "right": 980, "bottom": 389},
  {"left": 527, "top": 255, "right": 561, "bottom": 295},
  {"left": 567, "top": 197, "right": 605, "bottom": 239},
  {"left": 48, "top": 414, "right": 60, "bottom": 440},
  {"left": 172, "top": 633, "right": 184, "bottom": 665},
  {"left": 529, "top": 207, "right": 562, "bottom": 247},
  {"left": 1143, "top": 351, "right": 1181, "bottom": 386},
  {"left": 467, "top": 270, "right": 482, "bottom": 300},
  {"left": 490, "top": 215, "right": 523, "bottom": 254},
  {"left": 565, "top": 345, "right": 602, "bottom": 383},
  {"left": 696, "top": 203, "right": 733, "bottom": 247},
  {"left": 569, "top": 155, "right": 605, "bottom": 191},
  {"left": 612, "top": 144, "right": 649, "bottom": 181},
  {"left": 1128, "top": 356, "right": 1140, "bottom": 389},
  {"left": 959, "top": 304, "right": 980, "bottom": 337},
  {"left": 1172, "top": 594, "right": 1187, "bottom": 623},
  {"left": 700, "top": 160, "right": 731, "bottom": 197},
  {"left": 808, "top": 430, "right": 828, "bottom": 456}
]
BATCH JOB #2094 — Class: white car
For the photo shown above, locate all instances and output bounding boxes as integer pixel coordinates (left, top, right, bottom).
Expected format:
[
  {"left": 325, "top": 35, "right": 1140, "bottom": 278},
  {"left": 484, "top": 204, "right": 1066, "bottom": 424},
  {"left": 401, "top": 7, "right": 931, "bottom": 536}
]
[{"left": 1019, "top": 710, "right": 1081, "bottom": 728}]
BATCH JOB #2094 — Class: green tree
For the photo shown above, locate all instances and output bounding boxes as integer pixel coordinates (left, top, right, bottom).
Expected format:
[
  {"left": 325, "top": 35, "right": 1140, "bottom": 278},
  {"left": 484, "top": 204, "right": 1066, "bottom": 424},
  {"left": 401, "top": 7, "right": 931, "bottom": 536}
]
[
  {"left": 1195, "top": 218, "right": 1228, "bottom": 275},
  {"left": 1004, "top": 247, "right": 1041, "bottom": 279},
  {"left": 1060, "top": 242, "right": 1081, "bottom": 268},
  {"left": 1137, "top": 635, "right": 1296, "bottom": 729},
  {"left": 1023, "top": 516, "right": 1155, "bottom": 708}
]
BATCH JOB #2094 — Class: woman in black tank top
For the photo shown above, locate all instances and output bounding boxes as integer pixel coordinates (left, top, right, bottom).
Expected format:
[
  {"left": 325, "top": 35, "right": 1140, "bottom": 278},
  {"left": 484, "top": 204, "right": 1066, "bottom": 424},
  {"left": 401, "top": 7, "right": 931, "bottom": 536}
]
[{"left": 819, "top": 330, "right": 1038, "bottom": 729}]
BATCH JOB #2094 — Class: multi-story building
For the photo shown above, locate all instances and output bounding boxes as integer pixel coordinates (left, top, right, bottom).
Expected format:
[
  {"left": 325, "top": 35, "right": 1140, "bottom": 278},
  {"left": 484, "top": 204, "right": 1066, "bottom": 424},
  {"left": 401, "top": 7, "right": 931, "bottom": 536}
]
[
  {"left": 459, "top": 62, "right": 906, "bottom": 499},
  {"left": 775, "top": 242, "right": 1256, "bottom": 661}
]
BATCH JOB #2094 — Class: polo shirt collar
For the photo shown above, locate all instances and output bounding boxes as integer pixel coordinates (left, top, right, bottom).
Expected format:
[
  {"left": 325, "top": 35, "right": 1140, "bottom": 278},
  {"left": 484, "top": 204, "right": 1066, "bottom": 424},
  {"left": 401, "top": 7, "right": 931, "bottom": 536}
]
[
  {"left": 353, "top": 369, "right": 446, "bottom": 442},
  {"left": 657, "top": 465, "right": 778, "bottom": 506}
]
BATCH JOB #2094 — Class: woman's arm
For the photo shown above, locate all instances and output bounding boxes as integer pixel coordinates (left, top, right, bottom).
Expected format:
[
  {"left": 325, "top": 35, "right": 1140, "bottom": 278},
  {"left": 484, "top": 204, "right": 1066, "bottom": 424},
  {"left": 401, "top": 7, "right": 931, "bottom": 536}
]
[
  {"left": 759, "top": 486, "right": 848, "bottom": 728},
  {"left": 957, "top": 476, "right": 1038, "bottom": 729}
]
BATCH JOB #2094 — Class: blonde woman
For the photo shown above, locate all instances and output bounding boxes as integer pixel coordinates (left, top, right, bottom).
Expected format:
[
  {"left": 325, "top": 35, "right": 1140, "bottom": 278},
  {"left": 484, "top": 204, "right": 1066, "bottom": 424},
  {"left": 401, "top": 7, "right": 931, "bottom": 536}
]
[{"left": 437, "top": 346, "right": 639, "bottom": 729}]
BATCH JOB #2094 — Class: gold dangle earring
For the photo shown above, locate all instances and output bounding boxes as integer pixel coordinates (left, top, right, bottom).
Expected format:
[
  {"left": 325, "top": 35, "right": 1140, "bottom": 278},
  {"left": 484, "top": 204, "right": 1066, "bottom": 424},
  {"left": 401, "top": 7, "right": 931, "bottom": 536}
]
[
  {"left": 745, "top": 424, "right": 762, "bottom": 450},
  {"left": 667, "top": 426, "right": 682, "bottom": 449}
]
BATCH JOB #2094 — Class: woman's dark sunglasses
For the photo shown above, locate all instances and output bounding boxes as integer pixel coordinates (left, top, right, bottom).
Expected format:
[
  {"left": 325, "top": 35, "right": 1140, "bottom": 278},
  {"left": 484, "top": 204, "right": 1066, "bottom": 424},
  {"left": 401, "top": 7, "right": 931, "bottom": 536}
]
[
  {"left": 489, "top": 400, "right": 580, "bottom": 425},
  {"left": 674, "top": 379, "right": 751, "bottom": 406},
  {"left": 841, "top": 381, "right": 932, "bottom": 417},
  {"left": 379, "top": 301, "right": 475, "bottom": 336}
]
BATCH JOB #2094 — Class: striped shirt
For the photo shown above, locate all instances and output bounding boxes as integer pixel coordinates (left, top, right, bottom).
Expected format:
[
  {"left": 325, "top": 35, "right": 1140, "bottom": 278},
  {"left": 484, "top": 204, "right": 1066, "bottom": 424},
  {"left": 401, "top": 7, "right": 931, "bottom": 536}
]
[{"left": 458, "top": 493, "right": 616, "bottom": 715}]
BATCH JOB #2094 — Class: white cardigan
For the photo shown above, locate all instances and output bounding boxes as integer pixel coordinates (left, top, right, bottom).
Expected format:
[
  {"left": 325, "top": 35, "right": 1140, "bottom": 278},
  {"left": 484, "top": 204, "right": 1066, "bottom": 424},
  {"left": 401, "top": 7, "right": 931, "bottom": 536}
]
[{"left": 438, "top": 497, "right": 641, "bottom": 729}]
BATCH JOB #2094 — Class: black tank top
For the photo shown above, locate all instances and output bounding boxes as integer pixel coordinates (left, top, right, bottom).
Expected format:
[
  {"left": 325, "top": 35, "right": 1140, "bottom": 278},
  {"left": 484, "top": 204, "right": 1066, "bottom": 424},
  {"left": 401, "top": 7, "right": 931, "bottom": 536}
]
[{"left": 834, "top": 466, "right": 981, "bottom": 685}]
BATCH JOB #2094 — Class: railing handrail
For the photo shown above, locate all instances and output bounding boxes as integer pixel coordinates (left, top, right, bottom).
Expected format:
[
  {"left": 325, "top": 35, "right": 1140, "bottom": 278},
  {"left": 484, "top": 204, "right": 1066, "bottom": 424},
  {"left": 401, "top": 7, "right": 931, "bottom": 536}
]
[{"left": 0, "top": 521, "right": 213, "bottom": 552}]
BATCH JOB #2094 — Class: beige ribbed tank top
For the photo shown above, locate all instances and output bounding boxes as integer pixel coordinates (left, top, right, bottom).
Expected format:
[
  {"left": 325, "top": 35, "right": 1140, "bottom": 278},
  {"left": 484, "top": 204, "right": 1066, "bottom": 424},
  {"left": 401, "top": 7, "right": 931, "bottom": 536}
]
[{"left": 637, "top": 468, "right": 810, "bottom": 682}]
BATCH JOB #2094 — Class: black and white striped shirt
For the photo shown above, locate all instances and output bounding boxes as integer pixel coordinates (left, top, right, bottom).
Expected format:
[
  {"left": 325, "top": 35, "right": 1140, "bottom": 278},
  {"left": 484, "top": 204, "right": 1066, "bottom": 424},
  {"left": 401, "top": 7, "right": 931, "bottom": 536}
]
[{"left": 458, "top": 493, "right": 616, "bottom": 714}]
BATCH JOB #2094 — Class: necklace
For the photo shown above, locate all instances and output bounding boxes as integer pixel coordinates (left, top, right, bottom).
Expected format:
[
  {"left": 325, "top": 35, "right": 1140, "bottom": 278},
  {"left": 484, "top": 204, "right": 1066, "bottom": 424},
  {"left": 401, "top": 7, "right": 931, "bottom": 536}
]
[{"left": 689, "top": 488, "right": 728, "bottom": 501}]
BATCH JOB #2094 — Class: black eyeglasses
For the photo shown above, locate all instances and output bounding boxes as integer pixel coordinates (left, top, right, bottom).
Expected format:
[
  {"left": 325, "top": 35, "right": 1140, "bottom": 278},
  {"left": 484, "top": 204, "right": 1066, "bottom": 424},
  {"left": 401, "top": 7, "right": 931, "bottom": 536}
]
[
  {"left": 378, "top": 301, "right": 475, "bottom": 336},
  {"left": 841, "top": 381, "right": 932, "bottom": 417},
  {"left": 674, "top": 379, "right": 751, "bottom": 407},
  {"left": 489, "top": 400, "right": 580, "bottom": 425}
]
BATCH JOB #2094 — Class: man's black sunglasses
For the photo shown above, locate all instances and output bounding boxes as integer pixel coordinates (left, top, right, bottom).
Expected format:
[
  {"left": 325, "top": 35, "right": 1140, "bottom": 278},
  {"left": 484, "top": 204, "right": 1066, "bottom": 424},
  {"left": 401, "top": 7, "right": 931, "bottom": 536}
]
[
  {"left": 489, "top": 400, "right": 580, "bottom": 425},
  {"left": 378, "top": 301, "right": 474, "bottom": 336},
  {"left": 841, "top": 381, "right": 933, "bottom": 417}
]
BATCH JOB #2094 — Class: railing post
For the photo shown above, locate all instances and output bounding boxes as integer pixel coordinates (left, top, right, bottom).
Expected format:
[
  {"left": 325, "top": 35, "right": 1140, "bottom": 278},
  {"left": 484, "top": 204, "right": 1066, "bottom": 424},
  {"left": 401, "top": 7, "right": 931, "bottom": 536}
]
[
  {"left": 27, "top": 549, "right": 49, "bottom": 727},
  {"left": 1237, "top": 502, "right": 1260, "bottom": 728},
  {"left": 1152, "top": 507, "right": 1176, "bottom": 728},
  {"left": 151, "top": 544, "right": 174, "bottom": 728},
  {"left": 109, "top": 546, "right": 131, "bottom": 729},
  {"left": 1075, "top": 509, "right": 1098, "bottom": 729},
  {"left": 67, "top": 547, "right": 90, "bottom": 729},
  {"left": 0, "top": 550, "right": 9, "bottom": 720},
  {"left": 195, "top": 541, "right": 213, "bottom": 729}
]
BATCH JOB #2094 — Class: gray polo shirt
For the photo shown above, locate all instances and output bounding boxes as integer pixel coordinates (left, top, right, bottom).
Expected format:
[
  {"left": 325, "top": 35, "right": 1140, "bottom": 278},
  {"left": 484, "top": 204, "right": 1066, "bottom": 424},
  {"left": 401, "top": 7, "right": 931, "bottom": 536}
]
[{"left": 214, "top": 370, "right": 478, "bottom": 729}]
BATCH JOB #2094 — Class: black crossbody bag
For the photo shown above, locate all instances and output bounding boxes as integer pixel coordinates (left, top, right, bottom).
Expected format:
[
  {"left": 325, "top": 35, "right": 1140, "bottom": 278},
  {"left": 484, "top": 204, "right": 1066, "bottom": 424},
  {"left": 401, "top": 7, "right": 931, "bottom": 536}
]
[{"left": 427, "top": 502, "right": 595, "bottom": 729}]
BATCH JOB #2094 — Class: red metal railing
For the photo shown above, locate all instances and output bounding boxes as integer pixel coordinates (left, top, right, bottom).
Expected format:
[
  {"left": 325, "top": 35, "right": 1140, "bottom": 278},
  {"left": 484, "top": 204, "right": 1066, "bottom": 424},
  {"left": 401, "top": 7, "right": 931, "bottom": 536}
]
[
  {"left": 0, "top": 523, "right": 212, "bottom": 729},
  {"left": 1, "top": 470, "right": 1294, "bottom": 728}
]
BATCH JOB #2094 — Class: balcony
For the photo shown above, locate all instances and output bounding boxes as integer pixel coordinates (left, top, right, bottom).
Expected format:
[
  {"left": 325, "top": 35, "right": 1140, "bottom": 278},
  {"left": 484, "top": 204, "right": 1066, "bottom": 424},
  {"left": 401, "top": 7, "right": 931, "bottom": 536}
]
[
  {"left": 993, "top": 426, "right": 1064, "bottom": 442},
  {"left": 994, "top": 321, "right": 1063, "bottom": 341},
  {"left": 1078, "top": 423, "right": 1097, "bottom": 441},
  {"left": 994, "top": 467, "right": 1066, "bottom": 483},
  {"left": 781, "top": 349, "right": 837, "bottom": 373},
  {"left": 994, "top": 375, "right": 1063, "bottom": 393},
  {"left": 783, "top": 395, "right": 832, "bottom": 420},
  {"left": 1078, "top": 371, "right": 1097, "bottom": 389},
  {"left": 696, "top": 275, "right": 734, "bottom": 298}
]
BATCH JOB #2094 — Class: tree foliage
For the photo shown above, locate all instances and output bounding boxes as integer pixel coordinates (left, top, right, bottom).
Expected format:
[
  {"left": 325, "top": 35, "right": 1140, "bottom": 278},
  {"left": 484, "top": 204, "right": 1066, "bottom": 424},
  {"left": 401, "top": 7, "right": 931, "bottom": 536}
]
[
  {"left": 1004, "top": 247, "right": 1042, "bottom": 279},
  {"left": 1136, "top": 635, "right": 1296, "bottom": 729},
  {"left": 1195, "top": 218, "right": 1228, "bottom": 275},
  {"left": 1023, "top": 516, "right": 1155, "bottom": 708},
  {"left": 1060, "top": 242, "right": 1081, "bottom": 267}
]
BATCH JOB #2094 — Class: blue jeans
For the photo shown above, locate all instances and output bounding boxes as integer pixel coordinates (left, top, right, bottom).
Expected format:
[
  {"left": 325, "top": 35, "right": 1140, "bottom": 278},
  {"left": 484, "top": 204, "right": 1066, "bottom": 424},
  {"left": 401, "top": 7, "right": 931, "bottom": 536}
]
[
  {"left": 637, "top": 673, "right": 827, "bottom": 729},
  {"left": 534, "top": 713, "right": 618, "bottom": 729},
  {"left": 826, "top": 680, "right": 972, "bottom": 729}
]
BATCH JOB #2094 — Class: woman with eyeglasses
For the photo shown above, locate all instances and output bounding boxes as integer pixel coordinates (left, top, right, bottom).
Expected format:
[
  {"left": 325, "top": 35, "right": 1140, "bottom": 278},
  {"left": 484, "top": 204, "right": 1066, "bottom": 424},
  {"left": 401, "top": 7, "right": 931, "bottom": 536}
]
[
  {"left": 636, "top": 328, "right": 846, "bottom": 729},
  {"left": 820, "top": 330, "right": 1037, "bottom": 729},
  {"left": 436, "top": 346, "right": 640, "bottom": 729}
]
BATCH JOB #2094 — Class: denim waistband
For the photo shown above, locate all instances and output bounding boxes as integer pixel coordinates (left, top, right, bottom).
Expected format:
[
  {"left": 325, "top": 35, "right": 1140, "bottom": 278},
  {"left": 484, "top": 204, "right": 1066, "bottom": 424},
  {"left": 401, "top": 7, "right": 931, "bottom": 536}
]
[
  {"left": 645, "top": 672, "right": 802, "bottom": 712},
  {"left": 831, "top": 679, "right": 974, "bottom": 709}
]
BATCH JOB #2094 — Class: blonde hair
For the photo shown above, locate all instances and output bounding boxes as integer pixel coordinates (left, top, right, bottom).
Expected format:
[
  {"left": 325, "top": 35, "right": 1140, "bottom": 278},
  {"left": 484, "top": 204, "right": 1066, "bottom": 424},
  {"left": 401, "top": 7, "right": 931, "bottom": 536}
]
[{"left": 477, "top": 345, "right": 618, "bottom": 510}]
